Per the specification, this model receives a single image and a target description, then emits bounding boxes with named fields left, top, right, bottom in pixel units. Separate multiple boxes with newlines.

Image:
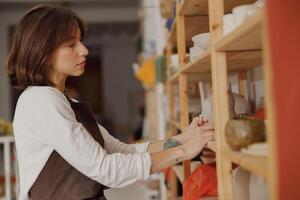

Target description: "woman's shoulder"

left=19, top=86, right=68, bottom=107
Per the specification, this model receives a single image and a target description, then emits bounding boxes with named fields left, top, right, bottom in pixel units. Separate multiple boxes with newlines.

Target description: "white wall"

left=0, top=5, right=138, bottom=121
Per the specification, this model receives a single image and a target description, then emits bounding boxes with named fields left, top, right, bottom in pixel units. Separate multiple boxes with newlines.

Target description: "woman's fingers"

left=197, top=116, right=209, bottom=126
left=199, top=124, right=214, bottom=132
left=191, top=116, right=209, bottom=127
left=205, top=134, right=215, bottom=141
left=199, top=131, right=215, bottom=142
left=191, top=117, right=202, bottom=127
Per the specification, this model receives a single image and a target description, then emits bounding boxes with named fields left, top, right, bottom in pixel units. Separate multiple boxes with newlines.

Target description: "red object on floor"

left=266, top=0, right=300, bottom=199
left=183, top=164, right=218, bottom=200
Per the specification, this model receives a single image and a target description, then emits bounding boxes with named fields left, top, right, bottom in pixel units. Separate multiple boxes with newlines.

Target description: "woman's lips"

left=77, top=60, right=86, bottom=67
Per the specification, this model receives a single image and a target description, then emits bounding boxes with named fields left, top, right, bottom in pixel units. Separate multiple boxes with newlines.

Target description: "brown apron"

left=29, top=96, right=108, bottom=200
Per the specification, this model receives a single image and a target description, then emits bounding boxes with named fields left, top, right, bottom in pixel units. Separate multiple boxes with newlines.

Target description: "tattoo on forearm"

left=163, top=138, right=182, bottom=150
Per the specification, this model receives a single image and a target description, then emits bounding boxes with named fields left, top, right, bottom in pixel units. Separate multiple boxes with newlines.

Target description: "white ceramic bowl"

left=189, top=46, right=205, bottom=61
left=223, top=13, right=235, bottom=36
left=192, top=32, right=211, bottom=49
left=232, top=4, right=253, bottom=27
left=170, top=54, right=179, bottom=68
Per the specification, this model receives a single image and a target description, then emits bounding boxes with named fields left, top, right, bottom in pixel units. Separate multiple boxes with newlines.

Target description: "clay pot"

left=225, top=119, right=266, bottom=151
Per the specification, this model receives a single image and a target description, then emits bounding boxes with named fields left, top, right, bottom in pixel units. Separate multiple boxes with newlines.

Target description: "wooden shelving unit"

left=165, top=0, right=276, bottom=199
left=167, top=16, right=209, bottom=48
left=168, top=71, right=180, bottom=83
left=215, top=9, right=263, bottom=51
left=223, top=150, right=268, bottom=180
left=178, top=0, right=255, bottom=15
left=181, top=48, right=211, bottom=73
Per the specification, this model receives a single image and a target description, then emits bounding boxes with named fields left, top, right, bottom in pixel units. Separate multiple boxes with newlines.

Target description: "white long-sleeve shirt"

left=13, top=86, right=152, bottom=200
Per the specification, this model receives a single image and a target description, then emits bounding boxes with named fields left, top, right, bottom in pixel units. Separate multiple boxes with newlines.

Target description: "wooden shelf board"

left=227, top=50, right=263, bottom=71
left=178, top=0, right=256, bottom=16
left=223, top=150, right=268, bottom=180
left=223, top=0, right=257, bottom=14
left=168, top=71, right=212, bottom=83
left=206, top=141, right=217, bottom=152
left=168, top=50, right=263, bottom=83
left=182, top=48, right=211, bottom=73
left=216, top=10, right=264, bottom=51
left=178, top=0, right=209, bottom=16
left=186, top=73, right=212, bottom=82
left=168, top=71, right=180, bottom=83
left=167, top=16, right=209, bottom=47
left=181, top=49, right=262, bottom=73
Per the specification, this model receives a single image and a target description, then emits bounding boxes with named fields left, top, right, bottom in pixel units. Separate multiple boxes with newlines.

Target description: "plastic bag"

left=183, top=164, right=218, bottom=200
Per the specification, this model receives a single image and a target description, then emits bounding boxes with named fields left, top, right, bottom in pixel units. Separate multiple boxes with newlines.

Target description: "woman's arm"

left=99, top=116, right=210, bottom=155
left=150, top=124, right=214, bottom=173
left=23, top=88, right=213, bottom=187
left=98, top=124, right=149, bottom=154
left=147, top=117, right=211, bottom=153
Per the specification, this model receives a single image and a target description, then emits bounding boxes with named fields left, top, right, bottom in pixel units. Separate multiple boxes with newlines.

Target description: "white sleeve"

left=24, top=89, right=152, bottom=188
left=98, top=124, right=150, bottom=154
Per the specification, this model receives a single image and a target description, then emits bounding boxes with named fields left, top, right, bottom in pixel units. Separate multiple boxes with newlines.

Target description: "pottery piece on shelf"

left=241, top=142, right=268, bottom=157
left=232, top=167, right=251, bottom=200
left=189, top=46, right=205, bottom=62
left=232, top=4, right=253, bottom=27
left=192, top=32, right=211, bottom=49
left=225, top=119, right=266, bottom=151
left=228, top=90, right=236, bottom=119
left=198, top=81, right=214, bottom=123
left=233, top=93, right=251, bottom=115
left=249, top=173, right=269, bottom=200
left=170, top=54, right=179, bottom=69
left=223, top=14, right=235, bottom=36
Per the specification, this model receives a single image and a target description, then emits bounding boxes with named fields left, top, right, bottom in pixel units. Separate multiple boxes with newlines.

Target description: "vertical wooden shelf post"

left=176, top=3, right=191, bottom=180
left=166, top=43, right=178, bottom=199
left=166, top=43, right=176, bottom=139
left=208, top=0, right=233, bottom=199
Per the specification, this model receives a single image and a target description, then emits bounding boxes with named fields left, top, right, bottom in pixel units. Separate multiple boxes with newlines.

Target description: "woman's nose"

left=79, top=42, right=89, bottom=57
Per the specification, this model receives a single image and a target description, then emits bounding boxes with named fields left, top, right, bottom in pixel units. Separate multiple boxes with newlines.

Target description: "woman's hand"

left=177, top=116, right=213, bottom=144
left=183, top=124, right=215, bottom=160
left=150, top=120, right=215, bottom=173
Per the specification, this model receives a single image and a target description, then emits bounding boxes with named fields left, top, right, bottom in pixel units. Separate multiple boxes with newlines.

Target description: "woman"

left=6, top=5, right=214, bottom=200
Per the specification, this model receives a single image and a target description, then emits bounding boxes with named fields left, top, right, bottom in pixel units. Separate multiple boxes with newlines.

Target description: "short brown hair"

left=6, top=5, right=87, bottom=89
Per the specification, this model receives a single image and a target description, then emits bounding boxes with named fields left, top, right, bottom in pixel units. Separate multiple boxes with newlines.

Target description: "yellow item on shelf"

left=0, top=118, right=13, bottom=136
left=135, top=57, right=156, bottom=87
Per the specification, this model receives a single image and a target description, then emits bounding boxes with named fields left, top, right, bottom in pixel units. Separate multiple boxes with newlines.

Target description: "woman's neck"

left=50, top=73, right=67, bottom=93
left=55, top=84, right=65, bottom=93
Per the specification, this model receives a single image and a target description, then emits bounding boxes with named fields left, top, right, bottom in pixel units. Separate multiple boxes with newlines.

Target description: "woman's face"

left=51, top=27, right=89, bottom=82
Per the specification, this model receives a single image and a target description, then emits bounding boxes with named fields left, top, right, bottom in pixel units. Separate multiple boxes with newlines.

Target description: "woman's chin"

left=72, top=69, right=85, bottom=76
